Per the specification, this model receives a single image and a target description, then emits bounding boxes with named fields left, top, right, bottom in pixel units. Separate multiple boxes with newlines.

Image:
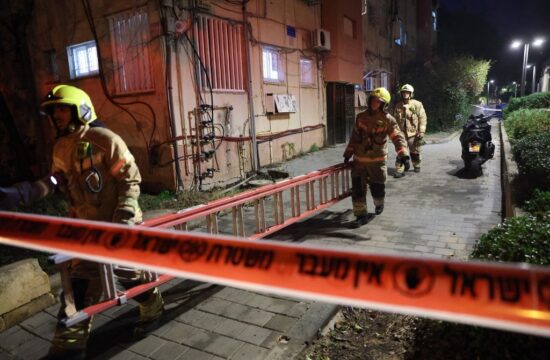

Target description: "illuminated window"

left=263, top=47, right=285, bottom=83
left=365, top=74, right=374, bottom=91
left=108, top=7, right=154, bottom=94
left=194, top=14, right=245, bottom=91
left=381, top=72, right=389, bottom=89
left=67, top=41, right=99, bottom=79
left=300, top=58, right=316, bottom=86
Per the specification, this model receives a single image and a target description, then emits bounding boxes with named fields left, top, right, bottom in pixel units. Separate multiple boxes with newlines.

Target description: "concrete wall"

left=321, top=0, right=364, bottom=84
left=12, top=0, right=326, bottom=191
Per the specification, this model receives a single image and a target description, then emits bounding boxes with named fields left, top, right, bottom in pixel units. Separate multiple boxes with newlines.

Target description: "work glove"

left=0, top=186, right=22, bottom=210
left=399, top=155, right=411, bottom=171
left=112, top=209, right=136, bottom=226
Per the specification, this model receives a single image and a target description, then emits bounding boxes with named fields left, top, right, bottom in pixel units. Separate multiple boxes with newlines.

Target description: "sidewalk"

left=0, top=128, right=501, bottom=360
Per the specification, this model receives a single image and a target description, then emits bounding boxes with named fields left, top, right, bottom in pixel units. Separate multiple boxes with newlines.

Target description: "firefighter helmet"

left=41, top=85, right=97, bottom=124
left=400, top=84, right=414, bottom=94
left=370, top=87, right=391, bottom=104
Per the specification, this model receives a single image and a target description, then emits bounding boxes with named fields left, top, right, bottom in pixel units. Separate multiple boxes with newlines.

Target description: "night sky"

left=438, top=0, right=550, bottom=86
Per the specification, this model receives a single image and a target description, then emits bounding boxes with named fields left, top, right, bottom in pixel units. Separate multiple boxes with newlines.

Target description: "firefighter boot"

left=352, top=214, right=368, bottom=228
left=411, top=153, right=421, bottom=172
left=133, top=288, right=164, bottom=339
left=375, top=204, right=384, bottom=215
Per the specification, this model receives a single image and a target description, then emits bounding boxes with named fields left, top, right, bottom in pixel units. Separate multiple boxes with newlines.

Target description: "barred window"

left=108, top=7, right=154, bottom=95
left=194, top=15, right=245, bottom=91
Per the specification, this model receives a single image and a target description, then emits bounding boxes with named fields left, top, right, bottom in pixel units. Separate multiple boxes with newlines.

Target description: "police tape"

left=472, top=105, right=503, bottom=112
left=1, top=211, right=549, bottom=337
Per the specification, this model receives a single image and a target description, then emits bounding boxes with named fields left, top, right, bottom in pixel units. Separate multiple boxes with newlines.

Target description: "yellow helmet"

left=400, top=84, right=414, bottom=93
left=41, top=85, right=97, bottom=124
left=370, top=87, right=391, bottom=105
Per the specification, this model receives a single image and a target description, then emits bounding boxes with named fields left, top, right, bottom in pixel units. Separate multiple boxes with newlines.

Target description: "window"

left=263, top=47, right=285, bottom=83
left=300, top=58, right=315, bottom=86
left=432, top=10, right=437, bottom=31
left=194, top=14, right=245, bottom=91
left=67, top=41, right=99, bottom=79
left=393, top=18, right=404, bottom=46
left=364, top=74, right=374, bottom=91
left=108, top=7, right=154, bottom=94
left=343, top=16, right=355, bottom=38
left=381, top=72, right=389, bottom=89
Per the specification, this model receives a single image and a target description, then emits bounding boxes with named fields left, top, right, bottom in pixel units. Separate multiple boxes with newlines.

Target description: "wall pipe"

left=243, top=4, right=260, bottom=171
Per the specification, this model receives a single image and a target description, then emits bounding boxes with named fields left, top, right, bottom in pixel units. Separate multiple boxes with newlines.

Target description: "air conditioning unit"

left=312, top=29, right=331, bottom=51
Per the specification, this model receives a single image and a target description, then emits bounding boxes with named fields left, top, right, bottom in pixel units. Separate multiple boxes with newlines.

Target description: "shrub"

left=524, top=189, right=550, bottom=217
left=471, top=214, right=550, bottom=265
left=400, top=56, right=491, bottom=132
left=504, top=109, right=550, bottom=140
left=504, top=92, right=550, bottom=116
left=512, top=132, right=550, bottom=190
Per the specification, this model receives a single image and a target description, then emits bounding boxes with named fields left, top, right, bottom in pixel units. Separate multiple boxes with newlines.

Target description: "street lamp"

left=511, top=38, right=545, bottom=96
left=512, top=81, right=518, bottom=97
left=487, top=79, right=494, bottom=103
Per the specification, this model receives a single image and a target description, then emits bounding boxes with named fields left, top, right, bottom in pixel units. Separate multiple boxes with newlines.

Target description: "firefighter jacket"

left=51, top=124, right=143, bottom=224
left=391, top=99, right=427, bottom=138
left=343, top=110, right=408, bottom=166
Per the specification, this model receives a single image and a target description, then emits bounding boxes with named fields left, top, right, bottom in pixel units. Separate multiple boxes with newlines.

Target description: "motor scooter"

left=459, top=114, right=495, bottom=177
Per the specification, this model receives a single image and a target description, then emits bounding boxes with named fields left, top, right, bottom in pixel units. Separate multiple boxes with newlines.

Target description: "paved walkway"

left=0, top=126, right=502, bottom=360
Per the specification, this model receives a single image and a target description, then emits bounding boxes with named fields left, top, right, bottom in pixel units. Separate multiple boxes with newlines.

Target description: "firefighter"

left=0, top=85, right=164, bottom=359
left=343, top=87, right=409, bottom=228
left=391, top=84, right=427, bottom=177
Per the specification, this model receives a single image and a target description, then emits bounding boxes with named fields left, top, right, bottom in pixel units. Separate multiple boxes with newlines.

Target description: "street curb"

left=499, top=122, right=523, bottom=219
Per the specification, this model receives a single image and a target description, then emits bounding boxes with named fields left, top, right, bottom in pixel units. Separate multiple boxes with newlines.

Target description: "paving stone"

left=264, top=314, right=297, bottom=333
left=11, top=336, right=50, bottom=359
left=230, top=343, right=270, bottom=360
left=197, top=298, right=233, bottom=315
left=238, top=308, right=274, bottom=326
left=150, top=341, right=190, bottom=360
left=159, top=322, right=200, bottom=343
left=265, top=298, right=297, bottom=314
left=179, top=347, right=220, bottom=360
left=126, top=335, right=167, bottom=357
left=214, top=287, right=255, bottom=304
left=234, top=325, right=274, bottom=346
left=0, top=326, right=34, bottom=352
left=203, top=334, right=245, bottom=357
left=213, top=317, right=248, bottom=337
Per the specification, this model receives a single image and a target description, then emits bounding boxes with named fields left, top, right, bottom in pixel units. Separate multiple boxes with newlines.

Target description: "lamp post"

left=511, top=38, right=545, bottom=96
left=512, top=81, right=518, bottom=97
left=532, top=64, right=537, bottom=93
left=487, top=79, right=494, bottom=103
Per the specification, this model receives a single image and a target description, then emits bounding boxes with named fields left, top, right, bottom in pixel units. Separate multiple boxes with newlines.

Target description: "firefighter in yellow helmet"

left=391, top=84, right=427, bottom=176
left=343, top=87, right=409, bottom=227
left=0, top=85, right=164, bottom=359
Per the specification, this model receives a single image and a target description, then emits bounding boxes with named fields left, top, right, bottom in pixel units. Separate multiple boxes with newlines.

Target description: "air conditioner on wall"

left=312, top=29, right=331, bottom=51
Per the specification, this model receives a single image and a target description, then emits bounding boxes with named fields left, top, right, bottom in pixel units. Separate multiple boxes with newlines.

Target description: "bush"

left=504, top=109, right=550, bottom=140
left=471, top=214, right=550, bottom=265
left=400, top=56, right=491, bottom=132
left=512, top=132, right=550, bottom=190
left=524, top=189, right=550, bottom=217
left=504, top=92, right=550, bottom=116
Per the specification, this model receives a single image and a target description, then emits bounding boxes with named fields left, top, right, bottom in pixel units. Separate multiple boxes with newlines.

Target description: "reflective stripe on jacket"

left=343, top=110, right=408, bottom=166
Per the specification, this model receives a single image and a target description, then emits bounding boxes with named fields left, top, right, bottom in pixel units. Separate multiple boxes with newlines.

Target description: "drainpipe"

left=162, top=6, right=184, bottom=190
left=243, top=4, right=260, bottom=172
